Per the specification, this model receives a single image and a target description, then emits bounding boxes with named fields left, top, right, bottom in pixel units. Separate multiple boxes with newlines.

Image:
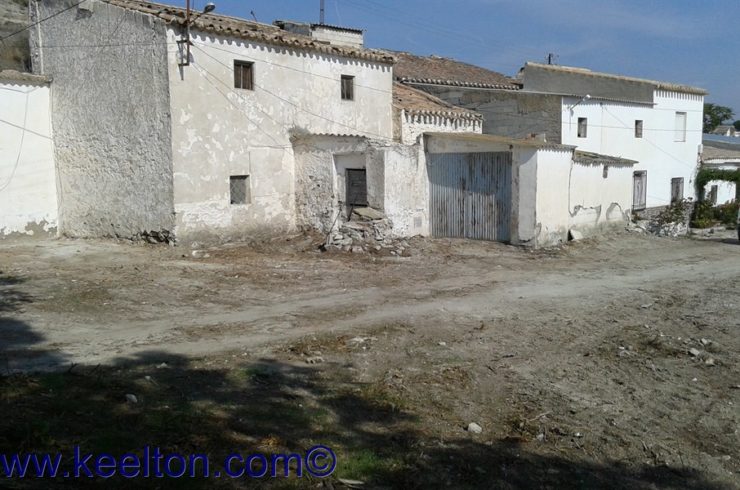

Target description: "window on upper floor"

left=234, top=60, right=254, bottom=90
left=674, top=112, right=687, bottom=142
left=577, top=117, right=588, bottom=138
left=341, top=75, right=354, bottom=101
left=635, top=120, right=643, bottom=138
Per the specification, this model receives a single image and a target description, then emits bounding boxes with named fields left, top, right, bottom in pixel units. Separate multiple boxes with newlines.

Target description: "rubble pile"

left=648, top=220, right=688, bottom=237
left=326, top=208, right=411, bottom=255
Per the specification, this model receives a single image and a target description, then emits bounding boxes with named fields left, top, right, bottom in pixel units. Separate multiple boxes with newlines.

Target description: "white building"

left=701, top=139, right=740, bottom=205
left=29, top=0, right=394, bottom=244
left=4, top=0, right=705, bottom=247
left=521, top=63, right=705, bottom=213
left=0, top=70, right=57, bottom=238
left=400, top=58, right=706, bottom=221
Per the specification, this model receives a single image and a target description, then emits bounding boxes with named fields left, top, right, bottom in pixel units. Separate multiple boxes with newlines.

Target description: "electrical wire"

left=0, top=89, right=32, bottom=192
left=190, top=44, right=395, bottom=143
left=0, top=1, right=90, bottom=43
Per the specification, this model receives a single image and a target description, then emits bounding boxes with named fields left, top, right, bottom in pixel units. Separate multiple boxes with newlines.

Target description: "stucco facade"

left=31, top=0, right=176, bottom=239
left=562, top=90, right=703, bottom=210
left=0, top=72, right=57, bottom=237
left=166, top=30, right=393, bottom=242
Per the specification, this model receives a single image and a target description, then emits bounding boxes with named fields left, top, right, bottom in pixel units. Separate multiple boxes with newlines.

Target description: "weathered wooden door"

left=346, top=169, right=368, bottom=206
left=428, top=152, right=512, bottom=242
left=633, top=171, right=647, bottom=210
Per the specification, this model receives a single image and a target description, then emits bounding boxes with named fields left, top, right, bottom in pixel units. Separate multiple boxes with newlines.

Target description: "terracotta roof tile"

left=102, top=0, right=394, bottom=63
left=392, top=51, right=520, bottom=90
left=393, top=82, right=482, bottom=121
left=574, top=150, right=637, bottom=166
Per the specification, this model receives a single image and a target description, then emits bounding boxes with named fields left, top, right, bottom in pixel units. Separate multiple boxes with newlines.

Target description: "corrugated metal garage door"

left=428, top=152, right=512, bottom=241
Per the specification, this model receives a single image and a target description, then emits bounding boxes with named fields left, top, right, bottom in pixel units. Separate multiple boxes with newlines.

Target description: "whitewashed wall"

left=704, top=162, right=739, bottom=205
left=568, top=162, right=634, bottom=233
left=561, top=91, right=703, bottom=209
left=534, top=148, right=572, bottom=246
left=706, top=180, right=737, bottom=205
left=166, top=29, right=393, bottom=243
left=0, top=77, right=57, bottom=237
left=384, top=143, right=428, bottom=236
left=400, top=111, right=481, bottom=145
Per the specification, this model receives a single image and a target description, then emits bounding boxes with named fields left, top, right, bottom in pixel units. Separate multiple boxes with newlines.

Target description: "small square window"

left=341, top=75, right=354, bottom=101
left=635, top=120, right=643, bottom=138
left=230, top=175, right=250, bottom=205
left=577, top=117, right=587, bottom=138
left=234, top=60, right=254, bottom=90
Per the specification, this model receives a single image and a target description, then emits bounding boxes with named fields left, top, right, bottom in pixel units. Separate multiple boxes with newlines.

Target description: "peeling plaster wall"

left=0, top=79, right=57, bottom=237
left=384, top=143, right=428, bottom=236
left=31, top=0, right=175, bottom=238
left=166, top=30, right=393, bottom=243
left=568, top=162, right=633, bottom=234
left=292, top=135, right=385, bottom=233
left=534, top=149, right=572, bottom=246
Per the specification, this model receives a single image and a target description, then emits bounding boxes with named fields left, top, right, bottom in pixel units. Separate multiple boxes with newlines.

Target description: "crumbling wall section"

left=568, top=161, right=633, bottom=236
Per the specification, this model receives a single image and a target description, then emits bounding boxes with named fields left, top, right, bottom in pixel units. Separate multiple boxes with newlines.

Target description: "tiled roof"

left=424, top=132, right=575, bottom=151
left=524, top=62, right=707, bottom=96
left=392, top=51, right=520, bottom=90
left=393, top=82, right=482, bottom=122
left=102, top=0, right=394, bottom=63
left=702, top=141, right=740, bottom=161
left=574, top=150, right=637, bottom=166
left=711, top=125, right=736, bottom=135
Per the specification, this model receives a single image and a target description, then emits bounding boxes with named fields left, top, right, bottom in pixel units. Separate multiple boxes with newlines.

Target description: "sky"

left=173, top=0, right=739, bottom=114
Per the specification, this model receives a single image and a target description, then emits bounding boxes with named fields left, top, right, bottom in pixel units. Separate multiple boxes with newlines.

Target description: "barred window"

left=635, top=120, right=643, bottom=138
left=230, top=175, right=250, bottom=205
left=341, top=75, right=354, bottom=101
left=577, top=117, right=588, bottom=138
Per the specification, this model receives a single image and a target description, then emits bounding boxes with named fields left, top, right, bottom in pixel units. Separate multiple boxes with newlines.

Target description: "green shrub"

left=715, top=202, right=739, bottom=227
left=691, top=200, right=714, bottom=228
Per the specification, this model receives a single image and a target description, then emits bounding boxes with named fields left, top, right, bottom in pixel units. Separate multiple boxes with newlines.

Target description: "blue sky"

left=175, top=0, right=739, bottom=115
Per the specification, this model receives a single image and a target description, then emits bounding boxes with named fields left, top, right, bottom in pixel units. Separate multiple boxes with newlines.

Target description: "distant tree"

left=703, top=103, right=734, bottom=133
left=734, top=120, right=740, bottom=131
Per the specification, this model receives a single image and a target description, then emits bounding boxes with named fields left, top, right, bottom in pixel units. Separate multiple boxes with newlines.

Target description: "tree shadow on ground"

left=0, top=271, right=68, bottom=372
left=0, top=346, right=730, bottom=489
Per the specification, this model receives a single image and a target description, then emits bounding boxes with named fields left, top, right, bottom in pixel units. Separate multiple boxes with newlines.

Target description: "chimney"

left=274, top=20, right=364, bottom=48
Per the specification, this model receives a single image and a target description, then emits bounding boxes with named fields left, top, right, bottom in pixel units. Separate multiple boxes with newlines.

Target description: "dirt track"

left=1, top=231, right=739, bottom=487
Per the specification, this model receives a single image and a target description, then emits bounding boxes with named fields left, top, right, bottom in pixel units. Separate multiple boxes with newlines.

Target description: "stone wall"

left=0, top=0, right=30, bottom=71
left=30, top=0, right=175, bottom=239
left=407, top=84, right=562, bottom=142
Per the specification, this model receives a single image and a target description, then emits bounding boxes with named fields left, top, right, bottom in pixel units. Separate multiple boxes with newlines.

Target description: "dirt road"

left=1, top=232, right=737, bottom=370
left=1, top=232, right=739, bottom=488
